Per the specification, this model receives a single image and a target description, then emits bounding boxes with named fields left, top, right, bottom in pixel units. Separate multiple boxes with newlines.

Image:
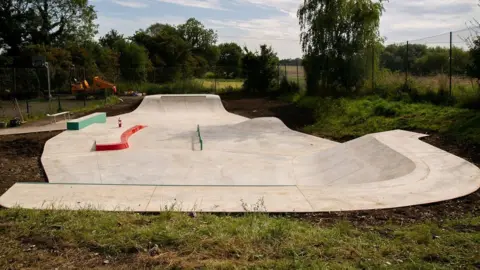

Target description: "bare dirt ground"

left=0, top=94, right=478, bottom=226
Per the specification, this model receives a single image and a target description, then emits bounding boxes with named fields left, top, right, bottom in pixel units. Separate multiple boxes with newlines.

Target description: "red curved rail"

left=95, top=125, right=147, bottom=151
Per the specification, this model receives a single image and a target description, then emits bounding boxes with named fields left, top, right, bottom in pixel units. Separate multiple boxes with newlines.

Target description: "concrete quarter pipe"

left=1, top=94, right=479, bottom=212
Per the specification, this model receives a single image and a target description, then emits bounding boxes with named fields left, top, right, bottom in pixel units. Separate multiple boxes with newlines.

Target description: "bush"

left=278, top=76, right=300, bottom=94
left=373, top=102, right=398, bottom=117
left=204, top=72, right=215, bottom=79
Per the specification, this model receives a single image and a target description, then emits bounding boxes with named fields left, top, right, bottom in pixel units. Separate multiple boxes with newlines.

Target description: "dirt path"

left=0, top=94, right=478, bottom=225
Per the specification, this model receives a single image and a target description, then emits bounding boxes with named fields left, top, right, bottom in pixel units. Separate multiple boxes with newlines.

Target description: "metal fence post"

left=13, top=68, right=16, bottom=95
left=405, top=41, right=409, bottom=86
left=26, top=99, right=30, bottom=118
left=449, top=31, right=453, bottom=96
left=57, top=95, right=63, bottom=112
left=214, top=66, right=217, bottom=94
left=372, top=45, right=375, bottom=91
left=296, top=59, right=300, bottom=87
left=284, top=64, right=287, bottom=79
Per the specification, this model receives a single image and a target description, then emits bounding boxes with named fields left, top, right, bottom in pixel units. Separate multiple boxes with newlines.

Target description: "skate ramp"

left=1, top=94, right=479, bottom=212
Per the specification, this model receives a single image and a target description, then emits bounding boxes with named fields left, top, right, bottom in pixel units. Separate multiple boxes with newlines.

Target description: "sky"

left=91, top=0, right=480, bottom=59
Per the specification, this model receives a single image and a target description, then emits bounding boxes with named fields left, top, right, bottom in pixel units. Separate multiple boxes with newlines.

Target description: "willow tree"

left=298, top=0, right=384, bottom=95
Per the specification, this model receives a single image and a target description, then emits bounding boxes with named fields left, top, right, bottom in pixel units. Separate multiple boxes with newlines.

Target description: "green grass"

left=287, top=94, right=480, bottom=145
left=116, top=79, right=243, bottom=96
left=1, top=208, right=479, bottom=269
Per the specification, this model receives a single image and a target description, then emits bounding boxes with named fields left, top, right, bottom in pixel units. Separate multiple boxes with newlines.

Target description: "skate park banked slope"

left=1, top=94, right=479, bottom=212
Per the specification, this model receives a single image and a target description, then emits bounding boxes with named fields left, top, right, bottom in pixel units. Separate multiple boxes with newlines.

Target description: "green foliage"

left=132, top=30, right=189, bottom=83
left=0, top=0, right=97, bottom=55
left=99, top=29, right=124, bottom=49
left=278, top=76, right=300, bottom=94
left=296, top=95, right=480, bottom=146
left=217, top=42, right=243, bottom=78
left=381, top=44, right=470, bottom=76
left=114, top=40, right=150, bottom=83
left=467, top=36, right=480, bottom=83
left=298, top=0, right=384, bottom=95
left=177, top=18, right=219, bottom=69
left=242, top=45, right=279, bottom=93
left=204, top=71, right=215, bottom=79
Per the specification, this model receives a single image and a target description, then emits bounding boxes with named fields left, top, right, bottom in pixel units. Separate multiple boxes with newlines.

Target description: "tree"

left=0, top=0, right=97, bottom=55
left=298, top=0, right=384, bottom=95
left=0, top=0, right=33, bottom=55
left=99, top=29, right=124, bottom=49
left=467, top=36, right=480, bottom=84
left=217, top=42, right=243, bottom=78
left=177, top=18, right=217, bottom=52
left=177, top=18, right=219, bottom=68
left=27, top=0, right=97, bottom=46
left=114, top=40, right=151, bottom=82
left=144, top=23, right=178, bottom=37
left=242, top=45, right=279, bottom=93
left=132, top=29, right=191, bottom=82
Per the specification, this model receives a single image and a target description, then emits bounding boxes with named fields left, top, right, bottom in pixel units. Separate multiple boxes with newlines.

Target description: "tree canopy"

left=298, top=0, right=384, bottom=95
left=0, top=0, right=97, bottom=55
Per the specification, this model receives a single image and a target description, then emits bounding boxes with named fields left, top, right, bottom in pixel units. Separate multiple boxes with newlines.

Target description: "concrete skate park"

left=1, top=94, right=479, bottom=212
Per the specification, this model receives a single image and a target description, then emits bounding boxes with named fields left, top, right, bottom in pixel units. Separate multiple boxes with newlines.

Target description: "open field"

left=194, top=78, right=243, bottom=91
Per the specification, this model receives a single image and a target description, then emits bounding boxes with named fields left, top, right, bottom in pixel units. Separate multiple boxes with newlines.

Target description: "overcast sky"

left=91, top=0, right=480, bottom=58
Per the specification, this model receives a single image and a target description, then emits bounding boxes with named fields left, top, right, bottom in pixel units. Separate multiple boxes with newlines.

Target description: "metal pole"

left=214, top=66, right=217, bottom=94
left=46, top=62, right=51, bottom=100
left=405, top=41, right=409, bottom=86
left=296, top=59, right=299, bottom=87
left=13, top=68, right=16, bottom=95
left=449, top=31, right=453, bottom=96
left=284, top=64, right=287, bottom=78
left=372, top=45, right=375, bottom=90
left=57, top=95, right=62, bottom=112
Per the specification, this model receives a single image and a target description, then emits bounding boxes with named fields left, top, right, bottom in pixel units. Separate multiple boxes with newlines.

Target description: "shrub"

left=373, top=102, right=398, bottom=117
left=278, top=76, right=301, bottom=94
left=204, top=72, right=215, bottom=79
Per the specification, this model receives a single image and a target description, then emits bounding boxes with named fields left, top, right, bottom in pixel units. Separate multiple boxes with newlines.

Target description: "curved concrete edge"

left=95, top=125, right=147, bottom=151
left=0, top=184, right=312, bottom=212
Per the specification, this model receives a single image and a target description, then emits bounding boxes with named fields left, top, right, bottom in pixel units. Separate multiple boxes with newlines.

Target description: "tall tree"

left=0, top=0, right=33, bottom=55
left=99, top=29, right=124, bottom=49
left=27, top=0, right=97, bottom=46
left=114, top=40, right=150, bottom=83
left=177, top=18, right=219, bottom=67
left=217, top=42, right=243, bottom=78
left=242, top=45, right=279, bottom=93
left=298, top=0, right=384, bottom=95
left=177, top=18, right=217, bottom=51
left=467, top=36, right=480, bottom=85
left=0, top=0, right=97, bottom=55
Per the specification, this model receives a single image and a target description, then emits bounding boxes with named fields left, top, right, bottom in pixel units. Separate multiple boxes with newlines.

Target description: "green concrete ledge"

left=67, top=112, right=106, bottom=130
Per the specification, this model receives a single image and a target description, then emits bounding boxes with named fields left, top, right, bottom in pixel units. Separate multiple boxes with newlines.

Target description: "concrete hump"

left=294, top=135, right=416, bottom=185
left=134, top=94, right=226, bottom=114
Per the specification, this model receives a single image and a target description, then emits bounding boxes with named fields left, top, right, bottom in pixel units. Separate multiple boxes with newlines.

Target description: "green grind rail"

left=197, top=124, right=203, bottom=151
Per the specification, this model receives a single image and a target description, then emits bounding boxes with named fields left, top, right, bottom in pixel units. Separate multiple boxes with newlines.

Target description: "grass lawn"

left=286, top=94, right=480, bottom=146
left=195, top=78, right=244, bottom=92
left=1, top=209, right=479, bottom=269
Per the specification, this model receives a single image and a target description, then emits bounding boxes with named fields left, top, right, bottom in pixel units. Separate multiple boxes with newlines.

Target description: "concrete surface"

left=1, top=94, right=479, bottom=212
left=0, top=121, right=66, bottom=135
